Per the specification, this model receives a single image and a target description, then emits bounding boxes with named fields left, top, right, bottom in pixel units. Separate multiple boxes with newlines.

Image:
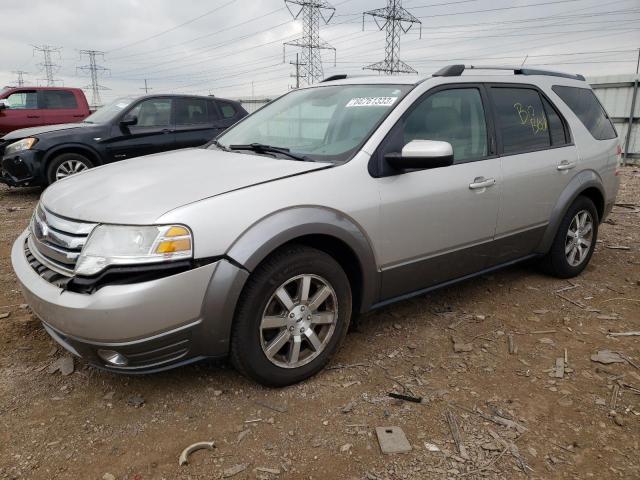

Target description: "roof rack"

left=433, top=64, right=585, bottom=81
left=321, top=74, right=349, bottom=82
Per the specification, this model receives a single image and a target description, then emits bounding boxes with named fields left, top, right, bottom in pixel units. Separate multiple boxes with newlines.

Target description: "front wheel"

left=230, top=245, right=352, bottom=387
left=541, top=196, right=599, bottom=278
left=46, top=153, right=93, bottom=185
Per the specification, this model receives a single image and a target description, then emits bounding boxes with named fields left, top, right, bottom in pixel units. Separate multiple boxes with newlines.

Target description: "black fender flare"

left=536, top=170, right=605, bottom=254
left=226, top=206, right=380, bottom=313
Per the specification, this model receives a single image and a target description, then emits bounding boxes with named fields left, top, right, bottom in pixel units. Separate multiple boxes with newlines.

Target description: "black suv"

left=0, top=94, right=247, bottom=186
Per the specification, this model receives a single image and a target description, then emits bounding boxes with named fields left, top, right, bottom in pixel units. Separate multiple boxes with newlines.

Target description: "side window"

left=40, top=90, right=78, bottom=109
left=403, top=88, right=488, bottom=163
left=208, top=100, right=221, bottom=121
left=218, top=101, right=237, bottom=119
left=175, top=98, right=209, bottom=126
left=491, top=87, right=550, bottom=154
left=127, top=98, right=172, bottom=128
left=5, top=91, right=38, bottom=109
left=552, top=85, right=616, bottom=140
left=541, top=96, right=569, bottom=146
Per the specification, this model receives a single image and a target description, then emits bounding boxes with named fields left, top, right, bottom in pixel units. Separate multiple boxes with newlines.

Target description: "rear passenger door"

left=38, top=90, right=83, bottom=125
left=489, top=85, right=577, bottom=263
left=173, top=97, right=223, bottom=149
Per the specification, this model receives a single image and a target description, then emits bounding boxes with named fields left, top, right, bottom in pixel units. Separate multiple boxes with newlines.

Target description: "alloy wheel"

left=565, top=209, right=594, bottom=267
left=260, top=274, right=338, bottom=369
left=55, top=159, right=89, bottom=180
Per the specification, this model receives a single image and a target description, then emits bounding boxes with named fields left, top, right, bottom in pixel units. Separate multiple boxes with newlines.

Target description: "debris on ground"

left=0, top=312, right=10, bottom=319
left=178, top=441, right=215, bottom=466
left=445, top=410, right=469, bottom=460
left=47, top=355, right=74, bottom=376
left=553, top=358, right=565, bottom=378
left=451, top=336, right=473, bottom=353
left=591, top=350, right=627, bottom=365
left=223, top=463, right=249, bottom=477
left=607, top=331, right=640, bottom=337
left=375, top=426, right=412, bottom=454
left=388, top=392, right=423, bottom=403
left=424, top=442, right=440, bottom=452
left=126, top=395, right=145, bottom=408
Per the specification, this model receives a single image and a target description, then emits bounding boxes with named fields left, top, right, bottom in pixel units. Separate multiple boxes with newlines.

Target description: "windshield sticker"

left=346, top=97, right=398, bottom=108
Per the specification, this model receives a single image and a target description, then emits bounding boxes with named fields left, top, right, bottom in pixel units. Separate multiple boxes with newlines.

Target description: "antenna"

left=77, top=50, right=110, bottom=109
left=283, top=0, right=336, bottom=85
left=363, top=0, right=421, bottom=75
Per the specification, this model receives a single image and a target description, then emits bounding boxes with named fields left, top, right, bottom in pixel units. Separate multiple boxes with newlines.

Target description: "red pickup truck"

left=0, top=87, right=91, bottom=136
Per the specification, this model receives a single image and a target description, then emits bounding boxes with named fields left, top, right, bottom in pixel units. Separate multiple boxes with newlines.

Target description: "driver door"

left=375, top=85, right=502, bottom=301
left=105, top=97, right=176, bottom=162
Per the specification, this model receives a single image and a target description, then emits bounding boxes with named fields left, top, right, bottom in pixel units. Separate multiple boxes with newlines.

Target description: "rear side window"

left=552, top=85, right=616, bottom=140
left=218, top=101, right=237, bottom=119
left=491, top=87, right=551, bottom=154
left=174, top=98, right=209, bottom=126
left=541, top=96, right=569, bottom=146
left=39, top=90, right=78, bottom=109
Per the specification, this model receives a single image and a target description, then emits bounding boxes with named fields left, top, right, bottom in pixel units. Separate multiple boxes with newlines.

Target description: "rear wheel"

left=230, top=245, right=352, bottom=387
left=541, top=196, right=599, bottom=278
left=46, top=153, right=93, bottom=185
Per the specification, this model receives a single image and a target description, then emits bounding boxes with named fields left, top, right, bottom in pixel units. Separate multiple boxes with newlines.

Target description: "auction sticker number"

left=346, top=97, right=397, bottom=108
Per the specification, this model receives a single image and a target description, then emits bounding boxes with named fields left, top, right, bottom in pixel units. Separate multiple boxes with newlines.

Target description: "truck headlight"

left=75, top=224, right=193, bottom=276
left=5, top=137, right=38, bottom=155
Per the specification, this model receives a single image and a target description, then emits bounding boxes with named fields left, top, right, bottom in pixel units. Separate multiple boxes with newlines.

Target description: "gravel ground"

left=0, top=168, right=639, bottom=480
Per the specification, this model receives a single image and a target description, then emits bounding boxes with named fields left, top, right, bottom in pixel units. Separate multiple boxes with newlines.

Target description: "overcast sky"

left=1, top=0, right=638, bottom=105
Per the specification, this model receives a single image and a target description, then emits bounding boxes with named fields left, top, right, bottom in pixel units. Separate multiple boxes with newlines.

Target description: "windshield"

left=84, top=97, right=136, bottom=124
left=216, top=84, right=412, bottom=163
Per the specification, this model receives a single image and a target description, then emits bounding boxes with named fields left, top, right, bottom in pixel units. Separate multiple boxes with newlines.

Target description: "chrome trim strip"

left=30, top=234, right=80, bottom=265
left=27, top=235, right=75, bottom=277
left=38, top=205, right=96, bottom=236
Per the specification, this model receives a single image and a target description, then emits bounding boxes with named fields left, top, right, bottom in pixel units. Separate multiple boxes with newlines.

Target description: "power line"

left=77, top=50, right=109, bottom=109
left=363, top=0, right=422, bottom=74
left=32, top=44, right=62, bottom=86
left=283, top=0, right=336, bottom=85
left=109, top=0, right=238, bottom=52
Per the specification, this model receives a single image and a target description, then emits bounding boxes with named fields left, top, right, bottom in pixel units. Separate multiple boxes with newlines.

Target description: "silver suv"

left=12, top=65, right=620, bottom=386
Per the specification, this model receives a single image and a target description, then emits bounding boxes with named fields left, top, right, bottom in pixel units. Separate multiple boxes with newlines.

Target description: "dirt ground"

left=0, top=168, right=638, bottom=480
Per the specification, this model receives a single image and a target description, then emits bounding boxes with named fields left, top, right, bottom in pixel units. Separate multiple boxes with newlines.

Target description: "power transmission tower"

left=290, top=53, right=307, bottom=89
left=140, top=79, right=152, bottom=94
left=283, top=0, right=336, bottom=85
left=32, top=44, right=62, bottom=86
left=12, top=70, right=28, bottom=87
left=77, top=50, right=109, bottom=109
left=363, top=0, right=421, bottom=75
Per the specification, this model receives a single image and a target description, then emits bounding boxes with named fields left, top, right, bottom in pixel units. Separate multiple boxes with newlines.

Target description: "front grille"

left=24, top=241, right=72, bottom=289
left=29, top=204, right=96, bottom=276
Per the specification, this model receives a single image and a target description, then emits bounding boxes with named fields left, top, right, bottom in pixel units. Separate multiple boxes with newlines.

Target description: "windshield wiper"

left=229, top=143, right=312, bottom=162
left=211, top=139, right=231, bottom=151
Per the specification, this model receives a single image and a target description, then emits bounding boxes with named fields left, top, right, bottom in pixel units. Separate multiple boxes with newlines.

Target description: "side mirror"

left=120, top=114, right=138, bottom=127
left=385, top=140, right=454, bottom=170
left=0, top=100, right=8, bottom=111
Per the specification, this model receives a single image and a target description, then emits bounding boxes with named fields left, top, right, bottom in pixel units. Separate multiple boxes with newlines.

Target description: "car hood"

left=1, top=122, right=94, bottom=141
left=41, top=148, right=331, bottom=224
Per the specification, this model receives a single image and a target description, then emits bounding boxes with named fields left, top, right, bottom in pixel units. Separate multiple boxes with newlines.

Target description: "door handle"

left=557, top=160, right=577, bottom=171
left=162, top=129, right=174, bottom=134
left=469, top=177, right=496, bottom=190
left=27, top=115, right=40, bottom=119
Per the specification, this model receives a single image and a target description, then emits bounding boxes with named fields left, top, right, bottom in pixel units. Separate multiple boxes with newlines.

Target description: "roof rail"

left=321, top=74, right=348, bottom=82
left=433, top=64, right=585, bottom=81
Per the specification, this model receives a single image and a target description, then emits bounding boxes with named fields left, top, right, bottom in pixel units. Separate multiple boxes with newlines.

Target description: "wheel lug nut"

left=301, top=306, right=305, bottom=311
left=289, top=313, right=295, bottom=318
left=300, top=327, right=305, bottom=333
left=307, top=315, right=311, bottom=320
left=289, top=326, right=294, bottom=332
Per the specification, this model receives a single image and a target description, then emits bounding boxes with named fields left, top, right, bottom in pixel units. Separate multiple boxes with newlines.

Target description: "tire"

left=230, top=245, right=352, bottom=387
left=541, top=196, right=599, bottom=278
left=46, top=153, right=93, bottom=185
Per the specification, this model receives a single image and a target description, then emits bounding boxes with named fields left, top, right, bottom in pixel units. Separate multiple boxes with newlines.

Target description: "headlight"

left=75, top=224, right=193, bottom=276
left=5, top=137, right=38, bottom=155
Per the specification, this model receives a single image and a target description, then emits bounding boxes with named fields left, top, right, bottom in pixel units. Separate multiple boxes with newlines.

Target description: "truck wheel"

left=230, top=245, right=352, bottom=387
left=541, top=196, right=599, bottom=278
left=46, top=153, right=93, bottom=185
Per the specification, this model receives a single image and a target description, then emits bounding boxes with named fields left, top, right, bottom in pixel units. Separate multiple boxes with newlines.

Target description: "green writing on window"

left=513, top=102, right=547, bottom=135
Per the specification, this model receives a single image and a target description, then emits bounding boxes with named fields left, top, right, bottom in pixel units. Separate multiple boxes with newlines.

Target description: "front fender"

left=43, top=143, right=104, bottom=167
left=226, top=206, right=380, bottom=313
left=536, top=169, right=605, bottom=254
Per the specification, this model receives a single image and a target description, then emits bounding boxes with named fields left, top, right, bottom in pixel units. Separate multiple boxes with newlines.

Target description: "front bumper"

left=1, top=149, right=42, bottom=186
left=11, top=230, right=249, bottom=372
